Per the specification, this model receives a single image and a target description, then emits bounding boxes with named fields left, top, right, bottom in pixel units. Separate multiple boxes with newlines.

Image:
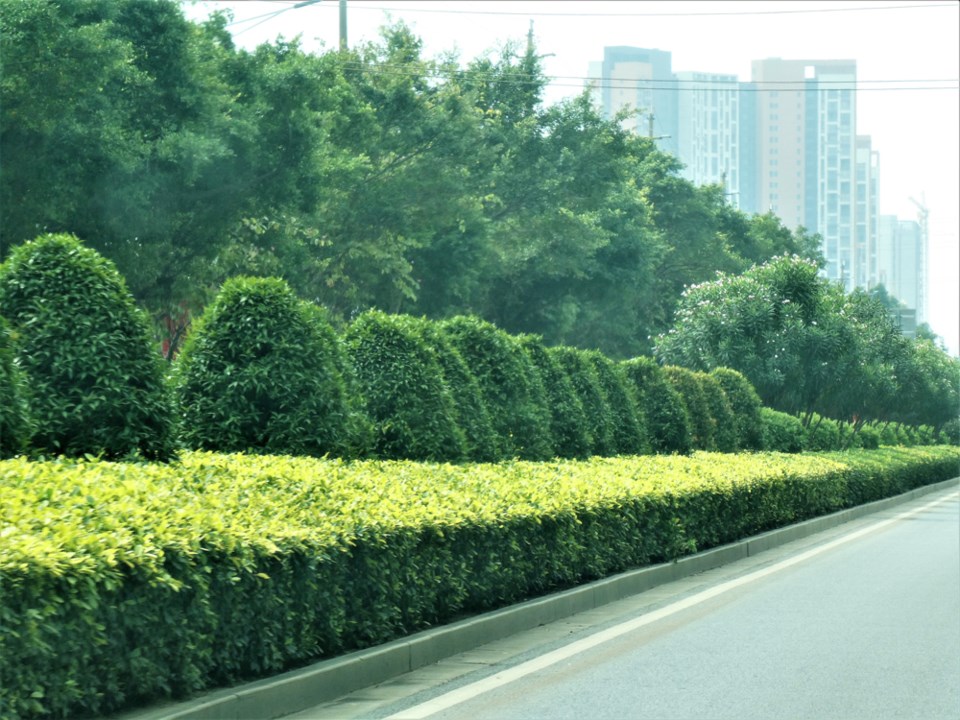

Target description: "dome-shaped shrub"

left=662, top=366, right=715, bottom=451
left=345, top=311, right=466, bottom=462
left=760, top=407, right=803, bottom=453
left=696, top=372, right=738, bottom=453
left=418, top=320, right=500, bottom=462
left=0, top=234, right=175, bottom=459
left=585, top=351, right=648, bottom=456
left=621, top=357, right=692, bottom=455
left=550, top=346, right=616, bottom=458
left=802, top=413, right=841, bottom=451
left=940, top=418, right=960, bottom=446
left=0, top=316, right=30, bottom=458
left=710, top=368, right=764, bottom=451
left=518, top=335, right=591, bottom=460
left=172, top=276, right=360, bottom=457
left=854, top=424, right=881, bottom=450
left=441, top=316, right=553, bottom=461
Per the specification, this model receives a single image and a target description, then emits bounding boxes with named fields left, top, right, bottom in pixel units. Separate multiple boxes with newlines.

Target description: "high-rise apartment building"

left=590, top=46, right=679, bottom=157
left=589, top=48, right=922, bottom=316
left=855, top=135, right=880, bottom=289
left=675, top=71, right=741, bottom=207
left=877, top=216, right=924, bottom=325
left=750, top=58, right=858, bottom=290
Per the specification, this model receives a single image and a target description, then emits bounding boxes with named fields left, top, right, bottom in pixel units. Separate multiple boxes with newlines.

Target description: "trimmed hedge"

left=345, top=311, right=466, bottom=462
left=2, top=446, right=958, bottom=718
left=551, top=346, right=616, bottom=457
left=518, top=335, right=591, bottom=459
left=172, top=277, right=364, bottom=458
left=586, top=351, right=648, bottom=456
left=0, top=316, right=30, bottom=458
left=441, top=316, right=553, bottom=460
left=663, top=365, right=715, bottom=451
left=620, top=357, right=692, bottom=455
left=696, top=371, right=738, bottom=453
left=803, top=414, right=842, bottom=452
left=760, top=407, right=803, bottom=453
left=710, top=368, right=764, bottom=451
left=0, top=234, right=175, bottom=460
left=418, top=320, right=501, bottom=462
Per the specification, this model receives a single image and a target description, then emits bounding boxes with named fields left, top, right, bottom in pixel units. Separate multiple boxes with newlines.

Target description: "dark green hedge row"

left=2, top=235, right=951, bottom=462
left=2, top=447, right=957, bottom=718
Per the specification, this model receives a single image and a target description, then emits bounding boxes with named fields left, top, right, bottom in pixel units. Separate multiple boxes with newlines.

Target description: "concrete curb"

left=117, top=477, right=959, bottom=720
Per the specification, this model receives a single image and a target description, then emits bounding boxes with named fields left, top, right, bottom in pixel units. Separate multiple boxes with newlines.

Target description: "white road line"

left=386, top=489, right=960, bottom=720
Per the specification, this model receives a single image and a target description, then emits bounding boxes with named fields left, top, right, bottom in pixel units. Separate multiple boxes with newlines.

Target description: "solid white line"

left=386, top=489, right=960, bottom=720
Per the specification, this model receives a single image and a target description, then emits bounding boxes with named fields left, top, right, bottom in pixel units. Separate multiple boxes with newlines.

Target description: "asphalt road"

left=292, top=485, right=960, bottom=720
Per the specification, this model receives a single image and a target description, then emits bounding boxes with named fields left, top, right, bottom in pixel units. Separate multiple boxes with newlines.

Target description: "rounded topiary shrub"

left=854, top=424, right=881, bottom=450
left=802, top=414, right=841, bottom=451
left=172, top=276, right=360, bottom=457
left=417, top=320, right=500, bottom=462
left=586, top=351, right=648, bottom=456
left=915, top=425, right=937, bottom=446
left=696, top=372, right=738, bottom=453
left=941, top=418, right=960, bottom=446
left=0, top=233, right=175, bottom=460
left=710, top=367, right=764, bottom=451
left=550, top=346, right=616, bottom=458
left=345, top=311, right=466, bottom=462
left=620, top=357, right=692, bottom=455
left=760, top=407, right=803, bottom=453
left=877, top=422, right=900, bottom=446
left=441, top=316, right=553, bottom=461
left=0, top=315, right=31, bottom=458
left=518, top=335, right=591, bottom=460
left=662, top=366, right=715, bottom=451
left=300, top=302, right=374, bottom=456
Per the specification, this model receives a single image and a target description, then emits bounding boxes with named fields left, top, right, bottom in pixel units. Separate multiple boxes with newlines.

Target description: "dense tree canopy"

left=1, top=0, right=820, bottom=359
left=2, top=0, right=954, bottom=434
left=655, top=255, right=960, bottom=431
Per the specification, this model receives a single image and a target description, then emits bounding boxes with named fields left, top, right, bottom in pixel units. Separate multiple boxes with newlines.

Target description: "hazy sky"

left=182, top=1, right=959, bottom=354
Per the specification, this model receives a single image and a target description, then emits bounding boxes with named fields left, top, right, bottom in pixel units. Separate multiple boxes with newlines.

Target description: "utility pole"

left=339, top=0, right=347, bottom=51
left=645, top=112, right=670, bottom=142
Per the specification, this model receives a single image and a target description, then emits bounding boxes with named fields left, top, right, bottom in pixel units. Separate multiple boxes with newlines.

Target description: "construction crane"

left=908, top=193, right=928, bottom=324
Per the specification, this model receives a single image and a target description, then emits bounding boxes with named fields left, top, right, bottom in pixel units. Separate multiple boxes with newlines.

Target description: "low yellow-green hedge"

left=1, top=447, right=957, bottom=718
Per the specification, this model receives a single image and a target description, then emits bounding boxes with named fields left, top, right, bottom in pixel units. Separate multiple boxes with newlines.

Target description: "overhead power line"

left=331, top=59, right=958, bottom=92
left=340, top=1, right=958, bottom=17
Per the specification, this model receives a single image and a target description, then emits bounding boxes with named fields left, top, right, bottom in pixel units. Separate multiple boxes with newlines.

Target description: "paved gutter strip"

left=115, top=477, right=960, bottom=720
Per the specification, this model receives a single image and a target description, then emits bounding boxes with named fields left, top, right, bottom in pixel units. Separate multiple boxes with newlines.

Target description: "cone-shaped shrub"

left=621, top=357, right=692, bottom=455
left=551, top=346, right=616, bottom=457
left=0, top=316, right=30, bottom=458
left=518, top=335, right=591, bottom=459
left=172, top=277, right=360, bottom=457
left=663, top=366, right=715, bottom=451
left=0, top=234, right=175, bottom=460
left=760, top=407, right=803, bottom=453
left=586, top=351, right=648, bottom=456
left=300, top=303, right=374, bottom=456
left=345, top=311, right=466, bottom=462
left=441, top=316, right=553, bottom=460
left=418, top=320, right=500, bottom=462
left=710, top=368, right=764, bottom=451
left=696, top=372, right=738, bottom=453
